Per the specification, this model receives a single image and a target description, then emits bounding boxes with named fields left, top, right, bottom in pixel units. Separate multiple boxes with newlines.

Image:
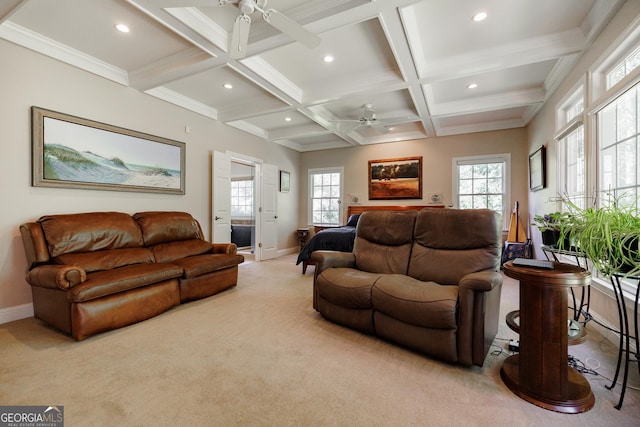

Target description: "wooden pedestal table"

left=501, top=261, right=594, bottom=413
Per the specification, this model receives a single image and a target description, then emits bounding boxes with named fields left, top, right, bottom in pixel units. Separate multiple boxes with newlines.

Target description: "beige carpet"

left=1, top=254, right=638, bottom=426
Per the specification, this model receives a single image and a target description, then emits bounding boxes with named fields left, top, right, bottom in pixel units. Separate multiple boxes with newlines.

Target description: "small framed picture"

left=529, top=145, right=546, bottom=191
left=280, top=170, right=290, bottom=192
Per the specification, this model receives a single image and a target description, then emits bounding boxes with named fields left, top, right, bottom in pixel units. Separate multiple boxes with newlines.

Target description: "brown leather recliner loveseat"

left=19, top=211, right=244, bottom=340
left=311, top=208, right=503, bottom=367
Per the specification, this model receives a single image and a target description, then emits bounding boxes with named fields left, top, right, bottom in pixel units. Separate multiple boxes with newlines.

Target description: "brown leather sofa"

left=311, top=208, right=503, bottom=367
left=19, top=211, right=244, bottom=340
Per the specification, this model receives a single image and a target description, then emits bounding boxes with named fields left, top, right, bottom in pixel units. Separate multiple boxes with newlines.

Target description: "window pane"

left=598, top=81, right=640, bottom=211
left=459, top=165, right=473, bottom=179
left=456, top=159, right=505, bottom=221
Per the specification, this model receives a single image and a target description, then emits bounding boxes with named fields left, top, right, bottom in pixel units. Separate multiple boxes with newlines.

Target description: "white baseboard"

left=279, top=247, right=299, bottom=256
left=0, top=303, right=33, bottom=324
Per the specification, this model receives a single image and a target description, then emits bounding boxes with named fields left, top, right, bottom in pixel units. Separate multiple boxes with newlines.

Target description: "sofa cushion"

left=170, top=254, right=245, bottom=279
left=316, top=268, right=380, bottom=309
left=69, top=263, right=183, bottom=303
left=353, top=210, right=416, bottom=274
left=408, top=208, right=501, bottom=285
left=133, top=211, right=202, bottom=246
left=151, top=239, right=212, bottom=263
left=372, top=274, right=458, bottom=329
left=54, top=248, right=154, bottom=273
left=39, top=212, right=144, bottom=257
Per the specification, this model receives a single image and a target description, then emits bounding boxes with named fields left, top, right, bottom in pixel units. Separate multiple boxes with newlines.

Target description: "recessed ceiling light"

left=472, top=12, right=487, bottom=22
left=223, top=83, right=233, bottom=89
left=323, top=55, right=334, bottom=63
left=285, top=117, right=292, bottom=122
left=115, top=23, right=130, bottom=33
left=467, top=83, right=478, bottom=89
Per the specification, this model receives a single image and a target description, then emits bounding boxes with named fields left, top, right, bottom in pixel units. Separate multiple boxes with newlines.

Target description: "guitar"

left=507, top=201, right=527, bottom=243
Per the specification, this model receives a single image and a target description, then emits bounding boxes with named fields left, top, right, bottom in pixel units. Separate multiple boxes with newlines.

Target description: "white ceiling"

left=0, top=0, right=625, bottom=151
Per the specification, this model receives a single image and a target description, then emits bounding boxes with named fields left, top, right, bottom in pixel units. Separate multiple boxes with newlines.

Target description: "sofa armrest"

left=212, top=243, right=237, bottom=255
left=459, top=270, right=502, bottom=292
left=311, top=251, right=355, bottom=277
left=26, top=264, right=87, bottom=290
left=457, top=269, right=503, bottom=366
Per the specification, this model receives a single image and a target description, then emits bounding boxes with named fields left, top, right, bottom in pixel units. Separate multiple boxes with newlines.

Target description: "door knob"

left=215, top=216, right=222, bottom=221
left=274, top=215, right=278, bottom=219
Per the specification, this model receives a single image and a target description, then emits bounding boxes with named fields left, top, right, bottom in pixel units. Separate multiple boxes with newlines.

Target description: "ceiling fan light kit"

left=221, top=0, right=320, bottom=59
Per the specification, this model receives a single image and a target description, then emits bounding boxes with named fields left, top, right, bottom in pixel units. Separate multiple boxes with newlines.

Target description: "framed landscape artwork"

left=368, top=156, right=422, bottom=200
left=31, top=106, right=185, bottom=194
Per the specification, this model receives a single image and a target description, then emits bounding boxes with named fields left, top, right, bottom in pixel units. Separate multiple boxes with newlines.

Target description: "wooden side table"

left=296, top=228, right=309, bottom=252
left=501, top=261, right=594, bottom=413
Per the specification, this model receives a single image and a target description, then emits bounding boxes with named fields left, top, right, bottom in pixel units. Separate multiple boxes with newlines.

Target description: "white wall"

left=0, top=39, right=300, bottom=315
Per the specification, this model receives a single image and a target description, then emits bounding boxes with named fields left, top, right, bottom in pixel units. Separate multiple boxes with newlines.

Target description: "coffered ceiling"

left=0, top=0, right=624, bottom=151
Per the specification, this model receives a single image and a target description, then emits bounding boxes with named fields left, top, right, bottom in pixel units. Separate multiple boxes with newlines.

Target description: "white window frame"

left=308, top=167, right=344, bottom=226
left=452, top=153, right=511, bottom=230
left=555, top=83, right=586, bottom=209
left=584, top=17, right=640, bottom=297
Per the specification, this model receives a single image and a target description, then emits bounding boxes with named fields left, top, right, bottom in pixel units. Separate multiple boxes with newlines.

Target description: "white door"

left=212, top=151, right=231, bottom=243
left=260, top=163, right=278, bottom=260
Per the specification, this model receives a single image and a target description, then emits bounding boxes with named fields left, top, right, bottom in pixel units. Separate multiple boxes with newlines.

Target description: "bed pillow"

left=346, top=214, right=361, bottom=227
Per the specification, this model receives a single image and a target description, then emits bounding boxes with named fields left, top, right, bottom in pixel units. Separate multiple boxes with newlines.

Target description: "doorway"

left=230, top=160, right=256, bottom=259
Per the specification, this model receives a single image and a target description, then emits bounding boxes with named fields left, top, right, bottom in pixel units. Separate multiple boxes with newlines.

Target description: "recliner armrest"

left=26, top=264, right=87, bottom=290
left=311, top=251, right=355, bottom=277
left=212, top=243, right=237, bottom=255
left=458, top=270, right=502, bottom=292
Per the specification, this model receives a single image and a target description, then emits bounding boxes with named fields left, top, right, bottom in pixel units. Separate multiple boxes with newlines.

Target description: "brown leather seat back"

left=133, top=211, right=203, bottom=247
left=408, top=208, right=501, bottom=285
left=353, top=210, right=417, bottom=274
left=38, top=212, right=144, bottom=257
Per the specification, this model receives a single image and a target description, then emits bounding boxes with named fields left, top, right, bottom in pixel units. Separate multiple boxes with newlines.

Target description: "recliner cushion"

left=353, top=210, right=417, bottom=274
left=170, top=254, right=245, bottom=279
left=134, top=211, right=202, bottom=246
left=69, top=263, right=183, bottom=303
left=372, top=274, right=458, bottom=329
left=54, top=248, right=154, bottom=273
left=408, top=208, right=501, bottom=285
left=39, top=212, right=144, bottom=257
left=151, top=239, right=213, bottom=263
left=316, top=268, right=380, bottom=309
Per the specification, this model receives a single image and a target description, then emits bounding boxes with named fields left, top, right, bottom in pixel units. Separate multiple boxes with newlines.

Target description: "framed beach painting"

left=368, top=156, right=422, bottom=200
left=31, top=107, right=185, bottom=194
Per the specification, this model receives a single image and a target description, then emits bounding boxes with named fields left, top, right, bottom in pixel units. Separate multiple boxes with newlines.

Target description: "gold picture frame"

left=368, top=156, right=422, bottom=200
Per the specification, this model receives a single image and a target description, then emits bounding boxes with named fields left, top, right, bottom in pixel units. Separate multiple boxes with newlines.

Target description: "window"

left=597, top=82, right=640, bottom=207
left=453, top=154, right=510, bottom=228
left=231, top=179, right=254, bottom=217
left=606, top=44, right=640, bottom=89
left=557, top=87, right=586, bottom=209
left=309, top=168, right=343, bottom=225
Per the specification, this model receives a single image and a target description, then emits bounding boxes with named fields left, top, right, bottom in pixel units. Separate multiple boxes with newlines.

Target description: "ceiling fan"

left=218, top=0, right=321, bottom=59
left=331, top=104, right=408, bottom=134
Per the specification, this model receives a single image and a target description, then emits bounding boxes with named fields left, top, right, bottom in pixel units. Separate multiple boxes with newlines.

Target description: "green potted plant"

left=558, top=194, right=640, bottom=278
left=532, top=211, right=573, bottom=248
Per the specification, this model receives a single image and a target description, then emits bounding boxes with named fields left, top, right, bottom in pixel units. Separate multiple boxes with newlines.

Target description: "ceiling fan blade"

left=377, top=116, right=414, bottom=126
left=230, top=14, right=251, bottom=59
left=369, top=123, right=391, bottom=134
left=261, top=9, right=320, bottom=49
